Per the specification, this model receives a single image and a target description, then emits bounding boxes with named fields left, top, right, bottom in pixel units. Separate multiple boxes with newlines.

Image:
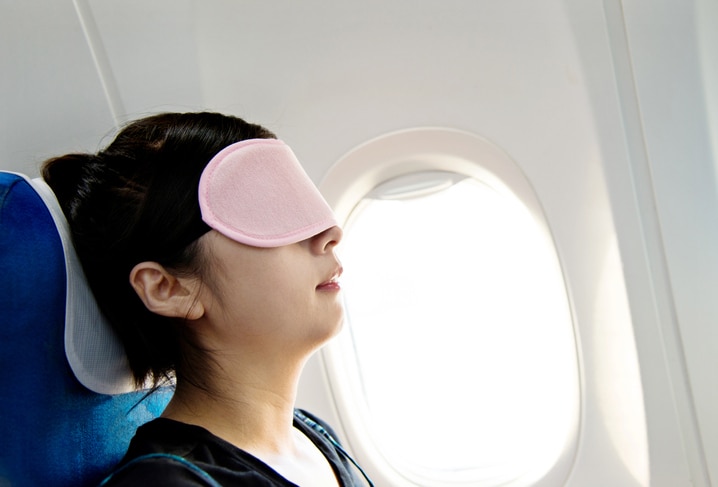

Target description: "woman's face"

left=196, top=226, right=344, bottom=354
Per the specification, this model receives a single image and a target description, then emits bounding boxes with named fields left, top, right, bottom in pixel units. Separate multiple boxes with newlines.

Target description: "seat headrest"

left=29, top=176, right=136, bottom=394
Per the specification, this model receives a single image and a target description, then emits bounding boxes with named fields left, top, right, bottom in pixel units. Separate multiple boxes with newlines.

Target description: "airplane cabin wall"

left=1, top=1, right=716, bottom=486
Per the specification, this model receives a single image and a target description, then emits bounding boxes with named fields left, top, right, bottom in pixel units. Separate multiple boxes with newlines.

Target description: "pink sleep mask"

left=198, top=139, right=338, bottom=247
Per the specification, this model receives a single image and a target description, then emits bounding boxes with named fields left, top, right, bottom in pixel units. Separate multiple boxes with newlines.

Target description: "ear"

left=129, top=261, right=205, bottom=320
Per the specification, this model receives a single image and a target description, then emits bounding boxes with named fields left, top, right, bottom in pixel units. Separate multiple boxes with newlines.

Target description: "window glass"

left=338, top=172, right=578, bottom=485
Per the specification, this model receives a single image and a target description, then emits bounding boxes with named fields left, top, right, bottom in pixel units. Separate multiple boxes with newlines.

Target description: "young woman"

left=42, top=112, right=372, bottom=486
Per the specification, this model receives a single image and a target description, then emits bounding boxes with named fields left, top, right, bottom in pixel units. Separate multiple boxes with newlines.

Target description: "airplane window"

left=331, top=170, right=578, bottom=486
left=319, top=129, right=579, bottom=486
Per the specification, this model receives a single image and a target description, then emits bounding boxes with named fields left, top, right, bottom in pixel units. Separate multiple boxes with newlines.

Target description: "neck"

left=162, top=350, right=310, bottom=457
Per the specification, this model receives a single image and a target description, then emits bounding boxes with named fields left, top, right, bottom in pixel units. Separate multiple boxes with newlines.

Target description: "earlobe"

left=129, top=262, right=205, bottom=320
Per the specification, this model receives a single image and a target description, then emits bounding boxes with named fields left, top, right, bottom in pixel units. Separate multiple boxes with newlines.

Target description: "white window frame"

left=318, top=127, right=580, bottom=487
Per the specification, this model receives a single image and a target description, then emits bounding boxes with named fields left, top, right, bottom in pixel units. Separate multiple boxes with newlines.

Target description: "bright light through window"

left=338, top=172, right=578, bottom=485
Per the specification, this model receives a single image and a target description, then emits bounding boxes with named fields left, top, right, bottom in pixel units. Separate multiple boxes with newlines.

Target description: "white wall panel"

left=0, top=1, right=114, bottom=176
left=620, top=1, right=718, bottom=485
left=86, top=0, right=204, bottom=119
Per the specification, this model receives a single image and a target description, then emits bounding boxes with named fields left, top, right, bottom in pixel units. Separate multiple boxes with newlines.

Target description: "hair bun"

left=41, top=153, right=99, bottom=221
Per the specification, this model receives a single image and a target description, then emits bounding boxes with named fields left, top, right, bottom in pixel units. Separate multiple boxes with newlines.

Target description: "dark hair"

left=42, top=112, right=275, bottom=388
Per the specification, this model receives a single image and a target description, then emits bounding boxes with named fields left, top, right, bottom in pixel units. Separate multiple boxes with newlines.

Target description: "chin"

left=312, top=313, right=345, bottom=347
left=329, top=314, right=345, bottom=337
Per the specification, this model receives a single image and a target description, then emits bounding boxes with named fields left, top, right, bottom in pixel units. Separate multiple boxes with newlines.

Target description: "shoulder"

left=99, top=453, right=220, bottom=487
left=102, top=419, right=287, bottom=487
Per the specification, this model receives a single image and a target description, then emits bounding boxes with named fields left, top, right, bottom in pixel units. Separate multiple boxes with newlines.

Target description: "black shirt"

left=100, top=410, right=371, bottom=486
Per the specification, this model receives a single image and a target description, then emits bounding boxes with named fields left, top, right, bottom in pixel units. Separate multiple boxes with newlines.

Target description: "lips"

left=316, top=267, right=343, bottom=292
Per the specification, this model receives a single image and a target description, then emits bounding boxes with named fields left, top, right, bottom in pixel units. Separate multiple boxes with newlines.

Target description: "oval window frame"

left=318, top=127, right=580, bottom=487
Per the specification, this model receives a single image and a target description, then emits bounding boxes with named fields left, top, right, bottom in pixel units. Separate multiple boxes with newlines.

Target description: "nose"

left=310, top=225, right=343, bottom=254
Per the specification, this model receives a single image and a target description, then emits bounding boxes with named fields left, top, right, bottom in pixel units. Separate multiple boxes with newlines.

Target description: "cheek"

left=204, top=242, right=315, bottom=330
left=219, top=266, right=305, bottom=331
